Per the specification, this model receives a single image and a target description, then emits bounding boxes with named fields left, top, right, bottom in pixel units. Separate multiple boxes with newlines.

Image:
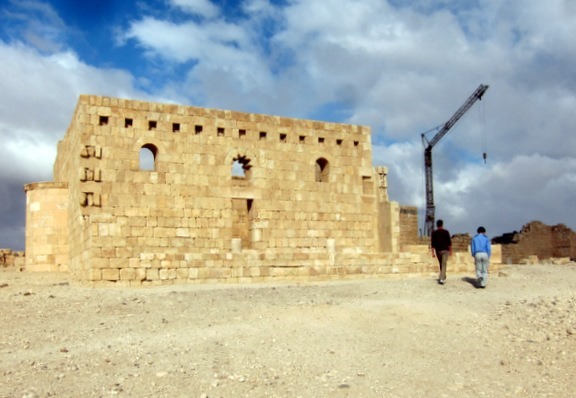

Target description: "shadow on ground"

left=461, top=276, right=479, bottom=288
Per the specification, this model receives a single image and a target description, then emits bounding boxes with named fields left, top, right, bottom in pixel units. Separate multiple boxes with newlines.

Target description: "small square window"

left=172, top=123, right=180, bottom=133
left=259, top=131, right=267, bottom=140
left=148, top=121, right=157, bottom=130
left=299, top=135, right=306, bottom=143
left=239, top=129, right=247, bottom=138
left=217, top=127, right=225, bottom=136
left=195, top=125, right=203, bottom=134
left=280, top=133, right=287, bottom=142
left=125, top=118, right=133, bottom=128
left=336, top=139, right=343, bottom=146
left=318, top=137, right=325, bottom=144
left=353, top=141, right=359, bottom=147
left=99, top=116, right=108, bottom=126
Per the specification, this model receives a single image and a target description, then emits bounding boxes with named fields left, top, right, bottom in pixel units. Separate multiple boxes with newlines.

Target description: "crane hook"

left=482, top=152, right=487, bottom=164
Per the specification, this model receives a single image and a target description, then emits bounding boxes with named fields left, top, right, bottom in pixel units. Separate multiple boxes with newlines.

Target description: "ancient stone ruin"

left=0, top=249, right=25, bottom=270
left=493, top=221, right=576, bottom=264
left=24, top=95, right=483, bottom=285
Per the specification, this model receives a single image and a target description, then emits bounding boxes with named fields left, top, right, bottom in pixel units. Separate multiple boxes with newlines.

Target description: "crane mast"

left=422, top=84, right=489, bottom=237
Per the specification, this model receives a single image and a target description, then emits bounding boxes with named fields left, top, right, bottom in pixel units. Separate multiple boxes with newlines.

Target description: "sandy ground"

left=1, top=263, right=576, bottom=398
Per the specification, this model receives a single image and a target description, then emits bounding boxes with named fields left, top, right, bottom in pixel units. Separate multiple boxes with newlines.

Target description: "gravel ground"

left=1, top=263, right=575, bottom=397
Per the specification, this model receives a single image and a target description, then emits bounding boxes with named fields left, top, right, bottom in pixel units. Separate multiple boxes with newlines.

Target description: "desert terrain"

left=1, top=263, right=575, bottom=397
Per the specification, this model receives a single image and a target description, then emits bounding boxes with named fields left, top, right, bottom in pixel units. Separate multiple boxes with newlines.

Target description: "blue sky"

left=1, top=0, right=576, bottom=251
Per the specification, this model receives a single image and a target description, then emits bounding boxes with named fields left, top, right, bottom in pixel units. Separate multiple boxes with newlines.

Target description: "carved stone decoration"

left=80, top=145, right=102, bottom=159
left=80, top=168, right=102, bottom=182
left=80, top=192, right=101, bottom=207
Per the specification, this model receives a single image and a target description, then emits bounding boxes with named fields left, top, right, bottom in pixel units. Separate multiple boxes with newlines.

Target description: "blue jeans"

left=474, top=252, right=490, bottom=287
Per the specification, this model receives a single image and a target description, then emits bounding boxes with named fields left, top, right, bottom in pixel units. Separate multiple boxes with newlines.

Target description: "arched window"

left=140, top=144, right=157, bottom=171
left=232, top=154, right=252, bottom=179
left=315, top=158, right=329, bottom=182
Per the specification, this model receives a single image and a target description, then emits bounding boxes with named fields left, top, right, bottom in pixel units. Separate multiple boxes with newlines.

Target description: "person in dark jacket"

left=430, top=219, right=452, bottom=285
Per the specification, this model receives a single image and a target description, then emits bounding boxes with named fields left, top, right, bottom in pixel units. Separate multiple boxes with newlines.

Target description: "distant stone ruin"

left=23, top=95, right=482, bottom=285
left=0, top=249, right=25, bottom=270
left=493, top=221, right=576, bottom=264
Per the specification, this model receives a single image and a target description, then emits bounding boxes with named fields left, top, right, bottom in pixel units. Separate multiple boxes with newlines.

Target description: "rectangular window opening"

left=99, top=116, right=109, bottom=126
left=172, top=123, right=180, bottom=133
left=259, top=131, right=267, bottom=140
left=353, top=141, right=359, bottom=147
left=195, top=125, right=203, bottom=134
left=318, top=137, right=325, bottom=144
left=336, top=139, right=343, bottom=146
left=217, top=127, right=225, bottom=137
left=299, top=135, right=306, bottom=143
left=231, top=198, right=254, bottom=249
left=239, top=129, right=247, bottom=138
left=279, top=133, right=287, bottom=142
left=148, top=120, right=157, bottom=130
left=125, top=118, right=133, bottom=128
left=247, top=198, right=253, bottom=216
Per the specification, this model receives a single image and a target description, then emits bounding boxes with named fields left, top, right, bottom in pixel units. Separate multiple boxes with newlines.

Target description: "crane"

left=422, top=84, right=489, bottom=237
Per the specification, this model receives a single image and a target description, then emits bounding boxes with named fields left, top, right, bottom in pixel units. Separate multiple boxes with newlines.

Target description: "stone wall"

left=399, top=206, right=419, bottom=248
left=451, top=233, right=471, bottom=253
left=40, top=95, right=398, bottom=285
left=493, top=221, right=576, bottom=264
left=1, top=249, right=25, bottom=270
left=23, top=95, right=507, bottom=286
left=24, top=182, right=69, bottom=272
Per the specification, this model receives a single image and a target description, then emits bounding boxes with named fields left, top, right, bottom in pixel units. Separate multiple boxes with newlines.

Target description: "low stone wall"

left=78, top=243, right=502, bottom=286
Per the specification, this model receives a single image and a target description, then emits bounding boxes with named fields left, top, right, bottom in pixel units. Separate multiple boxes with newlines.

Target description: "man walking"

left=431, top=219, right=452, bottom=285
left=471, top=226, right=491, bottom=288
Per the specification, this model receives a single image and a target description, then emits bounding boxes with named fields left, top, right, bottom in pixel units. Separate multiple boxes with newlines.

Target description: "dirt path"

left=1, top=264, right=575, bottom=397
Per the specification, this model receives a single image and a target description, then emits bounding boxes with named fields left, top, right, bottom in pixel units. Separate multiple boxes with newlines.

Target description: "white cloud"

left=0, top=40, right=146, bottom=251
left=2, top=0, right=576, bottom=251
left=1, top=0, right=67, bottom=53
left=0, top=42, right=140, bottom=136
left=241, top=0, right=278, bottom=18
left=123, top=17, right=253, bottom=65
left=115, top=0, right=576, bottom=237
left=169, top=0, right=221, bottom=19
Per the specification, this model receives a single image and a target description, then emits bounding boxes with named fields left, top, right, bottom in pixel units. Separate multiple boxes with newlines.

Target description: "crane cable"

left=481, top=98, right=487, bottom=164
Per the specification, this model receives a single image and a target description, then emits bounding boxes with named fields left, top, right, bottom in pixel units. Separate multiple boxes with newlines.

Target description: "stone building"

left=493, top=221, right=576, bottom=264
left=24, top=95, right=484, bottom=286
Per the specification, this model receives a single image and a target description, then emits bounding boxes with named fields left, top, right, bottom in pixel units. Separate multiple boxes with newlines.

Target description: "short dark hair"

left=436, top=219, right=444, bottom=228
left=477, top=226, right=486, bottom=233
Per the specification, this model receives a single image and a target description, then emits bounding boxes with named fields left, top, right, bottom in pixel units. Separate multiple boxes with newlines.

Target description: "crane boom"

left=422, top=84, right=489, bottom=237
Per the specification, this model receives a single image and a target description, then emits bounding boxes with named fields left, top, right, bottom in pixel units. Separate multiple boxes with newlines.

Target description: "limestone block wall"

left=494, top=221, right=576, bottom=263
left=50, top=95, right=385, bottom=284
left=451, top=233, right=471, bottom=252
left=53, top=100, right=95, bottom=281
left=1, top=249, right=25, bottom=270
left=24, top=182, right=69, bottom=272
left=551, top=224, right=575, bottom=259
left=376, top=200, right=399, bottom=253
left=398, top=206, right=419, bottom=247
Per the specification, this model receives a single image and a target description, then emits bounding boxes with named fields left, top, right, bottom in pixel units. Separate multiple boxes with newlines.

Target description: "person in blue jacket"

left=471, top=226, right=491, bottom=288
